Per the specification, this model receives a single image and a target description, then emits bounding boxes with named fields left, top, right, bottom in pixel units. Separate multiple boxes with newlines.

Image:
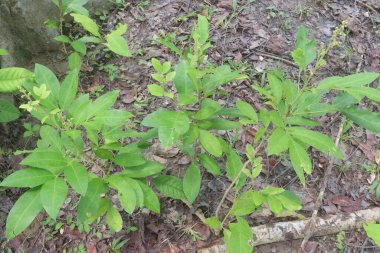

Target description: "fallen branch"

left=198, top=207, right=380, bottom=252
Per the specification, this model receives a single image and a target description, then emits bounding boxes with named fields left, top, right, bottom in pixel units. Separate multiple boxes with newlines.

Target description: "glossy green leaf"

left=6, top=188, right=43, bottom=240
left=267, top=73, right=283, bottom=103
left=288, top=127, right=342, bottom=159
left=267, top=128, right=289, bottom=155
left=199, top=153, right=221, bottom=176
left=71, top=13, right=101, bottom=37
left=317, top=72, right=380, bottom=90
left=224, top=217, right=254, bottom=253
left=199, top=130, right=222, bottom=157
left=137, top=181, right=160, bottom=214
left=236, top=100, right=258, bottom=122
left=106, top=205, right=123, bottom=232
left=34, top=64, right=60, bottom=103
left=148, top=84, right=165, bottom=97
left=105, top=34, right=131, bottom=57
left=59, top=69, right=79, bottom=110
left=0, top=98, right=20, bottom=123
left=197, top=15, right=209, bottom=44
left=120, top=161, right=164, bottom=178
left=342, top=107, right=380, bottom=134
left=173, top=61, right=197, bottom=105
left=183, top=163, right=201, bottom=204
left=194, top=98, right=221, bottom=120
left=77, top=178, right=108, bottom=223
left=40, top=177, right=68, bottom=219
left=152, top=175, right=185, bottom=200
left=289, top=139, right=312, bottom=186
left=0, top=48, right=8, bottom=55
left=63, top=161, right=88, bottom=195
left=0, top=67, right=33, bottom=92
left=205, top=216, right=221, bottom=229
left=142, top=109, right=190, bottom=148
left=364, top=222, right=380, bottom=246
left=0, top=168, right=54, bottom=188
left=230, top=190, right=256, bottom=216
left=20, top=149, right=67, bottom=174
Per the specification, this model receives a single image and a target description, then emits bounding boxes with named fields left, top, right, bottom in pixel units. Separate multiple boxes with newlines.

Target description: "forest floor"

left=1, top=0, right=380, bottom=252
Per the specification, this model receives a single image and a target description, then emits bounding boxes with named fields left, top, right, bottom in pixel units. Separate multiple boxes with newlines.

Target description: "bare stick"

left=298, top=116, right=345, bottom=252
left=198, top=207, right=380, bottom=252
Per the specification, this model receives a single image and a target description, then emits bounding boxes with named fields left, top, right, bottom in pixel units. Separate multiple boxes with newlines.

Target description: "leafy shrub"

left=0, top=5, right=379, bottom=253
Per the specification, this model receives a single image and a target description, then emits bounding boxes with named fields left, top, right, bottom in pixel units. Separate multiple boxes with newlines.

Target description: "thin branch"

left=298, top=116, right=345, bottom=252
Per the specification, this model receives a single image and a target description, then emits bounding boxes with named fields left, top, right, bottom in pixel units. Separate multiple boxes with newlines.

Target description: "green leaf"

left=0, top=48, right=9, bottom=55
left=59, top=69, right=79, bottom=110
left=39, top=125, right=62, bottom=151
left=68, top=3, right=89, bottom=16
left=267, top=128, right=289, bottom=155
left=0, top=98, right=20, bottom=123
left=68, top=52, right=82, bottom=70
left=20, top=149, right=67, bottom=174
left=136, top=181, right=160, bottom=214
left=364, top=222, right=380, bottom=246
left=236, top=100, right=258, bottom=122
left=317, top=72, right=380, bottom=90
left=77, top=178, right=108, bottom=223
left=288, top=127, right=342, bottom=159
left=6, top=188, right=43, bottom=240
left=151, top=58, right=163, bottom=72
left=120, top=161, right=164, bottom=178
left=230, top=190, right=256, bottom=216
left=205, top=216, right=221, bottom=229
left=195, top=98, right=221, bottom=120
left=71, top=13, right=101, bottom=37
left=199, top=130, right=222, bottom=157
left=183, top=163, right=201, bottom=204
left=267, top=73, right=283, bottom=103
left=197, top=15, right=209, bottom=44
left=142, top=109, right=190, bottom=148
left=107, top=175, right=136, bottom=214
left=105, top=35, right=131, bottom=57
left=292, top=26, right=317, bottom=70
left=35, top=64, right=60, bottom=103
left=199, top=153, right=221, bottom=176
left=63, top=161, right=88, bottom=195
left=152, top=175, right=185, bottom=200
left=40, top=177, right=68, bottom=219
left=54, top=35, right=71, bottom=43
left=77, top=36, right=101, bottom=43
left=224, top=217, right=254, bottom=253
left=0, top=168, right=54, bottom=188
left=277, top=191, right=302, bottom=211
left=109, top=24, right=128, bottom=37
left=226, top=147, right=243, bottom=179
left=148, top=84, right=165, bottom=97
left=260, top=186, right=285, bottom=195
left=106, top=205, right=123, bottom=232
left=267, top=195, right=283, bottom=213
left=198, top=118, right=241, bottom=131
left=342, top=107, right=380, bottom=134
left=71, top=40, right=87, bottom=54
left=114, top=152, right=146, bottom=167
left=289, top=139, right=312, bottom=186
left=203, top=65, right=247, bottom=93
left=0, top=67, right=33, bottom=92
left=174, top=61, right=197, bottom=105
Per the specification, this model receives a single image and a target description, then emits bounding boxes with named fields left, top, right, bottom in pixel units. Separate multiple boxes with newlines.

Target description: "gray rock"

left=0, top=0, right=113, bottom=68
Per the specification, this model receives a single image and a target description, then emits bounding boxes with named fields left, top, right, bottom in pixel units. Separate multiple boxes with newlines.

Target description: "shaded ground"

left=1, top=0, right=380, bottom=252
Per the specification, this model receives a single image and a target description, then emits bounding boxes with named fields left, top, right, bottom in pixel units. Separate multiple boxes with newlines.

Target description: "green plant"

left=364, top=222, right=380, bottom=246
left=1, top=12, right=379, bottom=253
left=0, top=49, right=34, bottom=123
left=336, top=230, right=346, bottom=252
